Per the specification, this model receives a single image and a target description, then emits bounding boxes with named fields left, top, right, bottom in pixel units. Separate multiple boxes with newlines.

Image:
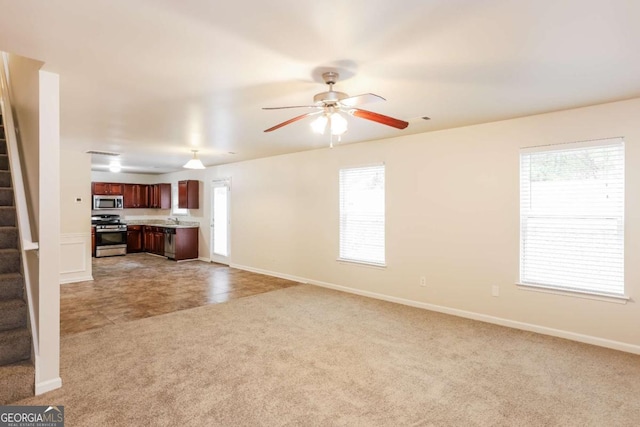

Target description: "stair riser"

left=0, top=306, right=26, bottom=332
left=0, top=252, right=20, bottom=275
left=0, top=276, right=23, bottom=300
left=0, top=171, right=10, bottom=187
left=0, top=228, right=17, bottom=249
left=0, top=335, right=30, bottom=365
left=0, top=156, right=7, bottom=171
left=0, top=208, right=16, bottom=227
left=0, top=140, right=6, bottom=155
left=0, top=189, right=14, bottom=206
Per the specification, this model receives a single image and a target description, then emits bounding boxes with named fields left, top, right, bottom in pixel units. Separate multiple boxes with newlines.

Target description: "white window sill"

left=516, top=283, right=629, bottom=304
left=337, top=258, right=387, bottom=269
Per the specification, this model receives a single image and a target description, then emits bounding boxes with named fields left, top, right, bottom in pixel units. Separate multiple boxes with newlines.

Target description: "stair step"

left=0, top=155, right=7, bottom=171
left=0, top=299, right=26, bottom=332
left=0, top=188, right=13, bottom=206
left=0, top=360, right=34, bottom=404
left=0, top=139, right=5, bottom=155
left=0, top=207, right=16, bottom=227
left=0, top=249, right=20, bottom=275
left=0, top=328, right=31, bottom=366
left=0, top=273, right=23, bottom=300
left=0, top=171, right=10, bottom=187
left=0, top=227, right=17, bottom=249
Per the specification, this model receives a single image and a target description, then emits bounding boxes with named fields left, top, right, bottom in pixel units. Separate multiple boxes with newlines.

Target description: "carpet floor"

left=16, top=285, right=640, bottom=426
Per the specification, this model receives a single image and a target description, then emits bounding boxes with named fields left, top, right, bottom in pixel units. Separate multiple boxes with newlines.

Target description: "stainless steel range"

left=92, top=214, right=127, bottom=257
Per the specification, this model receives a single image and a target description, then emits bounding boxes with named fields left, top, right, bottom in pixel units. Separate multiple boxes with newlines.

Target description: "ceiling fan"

left=263, top=71, right=409, bottom=135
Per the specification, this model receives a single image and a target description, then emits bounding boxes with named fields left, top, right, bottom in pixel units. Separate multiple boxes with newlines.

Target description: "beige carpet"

left=17, top=285, right=640, bottom=426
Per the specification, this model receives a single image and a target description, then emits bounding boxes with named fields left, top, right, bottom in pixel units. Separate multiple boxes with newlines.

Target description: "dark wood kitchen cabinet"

left=178, top=180, right=199, bottom=209
left=149, top=183, right=171, bottom=209
left=91, top=226, right=96, bottom=257
left=175, top=228, right=199, bottom=261
left=92, top=182, right=124, bottom=195
left=123, top=184, right=149, bottom=208
left=126, top=225, right=143, bottom=253
left=143, top=226, right=165, bottom=256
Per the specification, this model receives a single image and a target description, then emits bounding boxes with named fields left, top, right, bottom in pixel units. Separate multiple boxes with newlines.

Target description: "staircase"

left=0, top=115, right=34, bottom=404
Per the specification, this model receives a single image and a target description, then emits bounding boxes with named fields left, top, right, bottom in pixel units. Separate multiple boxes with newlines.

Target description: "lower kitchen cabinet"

left=137, top=225, right=198, bottom=259
left=143, top=226, right=165, bottom=256
left=175, top=228, right=198, bottom=261
left=126, top=225, right=143, bottom=253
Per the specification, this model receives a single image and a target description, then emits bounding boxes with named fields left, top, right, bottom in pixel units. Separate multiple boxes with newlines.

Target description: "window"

left=172, top=183, right=188, bottom=215
left=339, top=164, right=385, bottom=266
left=519, top=138, right=624, bottom=296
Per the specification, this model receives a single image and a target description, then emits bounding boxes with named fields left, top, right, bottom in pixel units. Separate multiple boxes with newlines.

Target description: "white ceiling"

left=1, top=0, right=639, bottom=174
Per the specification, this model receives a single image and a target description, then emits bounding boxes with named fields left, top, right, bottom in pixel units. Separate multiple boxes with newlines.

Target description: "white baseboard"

left=35, top=377, right=62, bottom=395
left=230, top=263, right=308, bottom=284
left=230, top=263, right=640, bottom=355
left=60, top=275, right=93, bottom=285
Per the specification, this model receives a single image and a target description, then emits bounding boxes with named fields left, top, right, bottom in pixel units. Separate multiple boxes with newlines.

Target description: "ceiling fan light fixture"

left=183, top=150, right=205, bottom=169
left=330, top=112, right=348, bottom=135
left=310, top=115, right=328, bottom=134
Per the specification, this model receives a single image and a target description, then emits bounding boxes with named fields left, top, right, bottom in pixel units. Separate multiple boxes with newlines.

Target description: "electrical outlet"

left=492, top=285, right=500, bottom=297
left=420, top=276, right=426, bottom=287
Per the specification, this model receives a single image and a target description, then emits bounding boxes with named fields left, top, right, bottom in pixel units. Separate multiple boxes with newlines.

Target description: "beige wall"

left=202, top=98, right=640, bottom=350
left=61, top=150, right=91, bottom=234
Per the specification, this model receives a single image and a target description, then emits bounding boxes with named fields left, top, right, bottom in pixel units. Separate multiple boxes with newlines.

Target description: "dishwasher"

left=164, top=228, right=176, bottom=259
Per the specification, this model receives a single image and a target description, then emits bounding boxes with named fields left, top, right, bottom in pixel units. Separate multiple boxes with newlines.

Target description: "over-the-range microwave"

left=93, top=195, right=123, bottom=210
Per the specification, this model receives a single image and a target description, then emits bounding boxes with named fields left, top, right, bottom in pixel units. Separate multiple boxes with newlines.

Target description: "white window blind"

left=339, top=164, right=385, bottom=266
left=520, top=139, right=624, bottom=296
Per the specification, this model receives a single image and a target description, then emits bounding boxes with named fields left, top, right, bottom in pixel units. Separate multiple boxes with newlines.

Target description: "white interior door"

left=210, top=179, right=230, bottom=264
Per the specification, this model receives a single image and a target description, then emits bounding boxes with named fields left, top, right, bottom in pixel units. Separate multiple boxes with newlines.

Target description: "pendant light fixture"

left=183, top=150, right=205, bottom=169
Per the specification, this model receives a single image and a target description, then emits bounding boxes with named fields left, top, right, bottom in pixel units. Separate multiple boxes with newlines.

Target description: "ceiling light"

left=310, top=112, right=348, bottom=136
left=310, top=115, right=328, bottom=134
left=183, top=150, right=205, bottom=169
left=329, top=113, right=347, bottom=135
left=109, top=161, right=122, bottom=173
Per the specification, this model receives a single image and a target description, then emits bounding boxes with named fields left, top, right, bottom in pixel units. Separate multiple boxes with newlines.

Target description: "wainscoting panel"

left=60, top=232, right=92, bottom=284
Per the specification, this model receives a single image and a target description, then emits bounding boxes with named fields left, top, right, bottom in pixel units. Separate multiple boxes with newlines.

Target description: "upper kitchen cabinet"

left=123, top=184, right=149, bottom=208
left=178, top=180, right=199, bottom=209
left=149, top=183, right=171, bottom=209
left=92, top=182, right=124, bottom=195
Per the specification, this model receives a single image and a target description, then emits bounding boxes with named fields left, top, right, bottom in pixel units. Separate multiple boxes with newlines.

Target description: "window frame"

left=518, top=138, right=627, bottom=302
left=338, top=163, right=386, bottom=268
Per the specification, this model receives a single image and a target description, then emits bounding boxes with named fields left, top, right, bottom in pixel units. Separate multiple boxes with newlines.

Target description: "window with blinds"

left=519, top=138, right=624, bottom=296
left=339, top=164, right=386, bottom=266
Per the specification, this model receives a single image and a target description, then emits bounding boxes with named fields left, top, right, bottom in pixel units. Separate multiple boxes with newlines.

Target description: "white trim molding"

left=35, top=377, right=62, bottom=395
left=60, top=232, right=93, bottom=284
left=230, top=263, right=640, bottom=356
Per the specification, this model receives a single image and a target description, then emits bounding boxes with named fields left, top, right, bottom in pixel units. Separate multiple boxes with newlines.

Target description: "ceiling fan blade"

left=339, top=93, right=385, bottom=107
left=262, top=105, right=320, bottom=110
left=264, top=112, right=319, bottom=132
left=348, top=108, right=409, bottom=130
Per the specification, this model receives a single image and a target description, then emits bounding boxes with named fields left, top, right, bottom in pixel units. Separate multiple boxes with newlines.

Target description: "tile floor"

left=60, top=253, right=300, bottom=335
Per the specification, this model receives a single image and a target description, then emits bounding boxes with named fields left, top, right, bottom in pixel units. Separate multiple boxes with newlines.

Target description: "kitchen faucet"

left=168, top=217, right=180, bottom=224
